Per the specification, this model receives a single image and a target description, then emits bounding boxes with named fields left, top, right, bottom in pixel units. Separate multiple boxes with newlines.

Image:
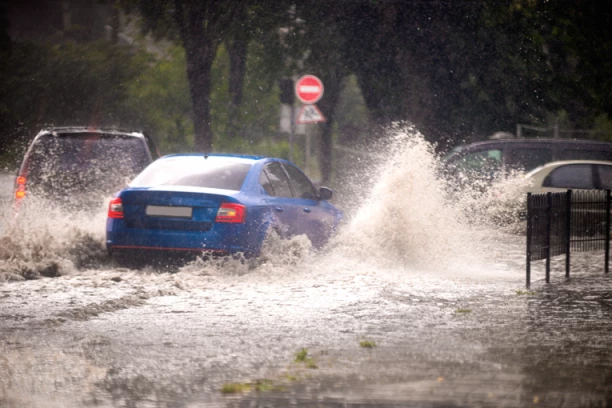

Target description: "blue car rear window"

left=131, top=157, right=252, bottom=191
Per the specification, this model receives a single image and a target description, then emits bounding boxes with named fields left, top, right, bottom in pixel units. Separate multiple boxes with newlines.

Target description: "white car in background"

left=482, top=160, right=612, bottom=225
left=525, top=160, right=612, bottom=194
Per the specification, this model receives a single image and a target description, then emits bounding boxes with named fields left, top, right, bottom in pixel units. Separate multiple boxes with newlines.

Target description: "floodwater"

left=1, top=130, right=612, bottom=407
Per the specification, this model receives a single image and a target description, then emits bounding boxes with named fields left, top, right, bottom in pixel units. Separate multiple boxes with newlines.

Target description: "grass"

left=253, top=379, right=276, bottom=392
left=455, top=308, right=472, bottom=314
left=294, top=348, right=318, bottom=369
left=294, top=348, right=309, bottom=363
left=221, top=379, right=280, bottom=394
left=305, top=359, right=318, bottom=369
left=359, top=340, right=377, bottom=348
left=515, top=290, right=537, bottom=296
left=221, top=382, right=252, bottom=394
left=221, top=348, right=324, bottom=395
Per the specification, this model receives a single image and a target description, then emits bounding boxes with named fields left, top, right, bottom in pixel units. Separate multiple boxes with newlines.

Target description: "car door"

left=281, top=162, right=336, bottom=247
left=594, top=164, right=612, bottom=189
left=259, top=162, right=297, bottom=238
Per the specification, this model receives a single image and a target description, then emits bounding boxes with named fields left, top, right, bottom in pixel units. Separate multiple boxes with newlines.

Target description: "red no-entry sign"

left=295, top=75, right=324, bottom=104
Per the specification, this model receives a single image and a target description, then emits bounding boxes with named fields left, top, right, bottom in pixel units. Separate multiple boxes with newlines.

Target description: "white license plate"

left=146, top=205, right=192, bottom=218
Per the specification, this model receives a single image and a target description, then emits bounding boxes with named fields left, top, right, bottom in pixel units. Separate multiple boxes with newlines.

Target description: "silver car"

left=14, top=127, right=159, bottom=211
left=525, top=160, right=612, bottom=194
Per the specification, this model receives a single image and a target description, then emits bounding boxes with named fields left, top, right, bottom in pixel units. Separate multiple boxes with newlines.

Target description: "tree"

left=0, top=41, right=148, bottom=166
left=293, top=2, right=350, bottom=184
left=123, top=46, right=193, bottom=153
left=224, top=1, right=292, bottom=141
left=130, top=0, right=237, bottom=151
left=127, top=0, right=295, bottom=151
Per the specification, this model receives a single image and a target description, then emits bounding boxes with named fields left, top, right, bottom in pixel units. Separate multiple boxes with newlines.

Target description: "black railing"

left=526, top=189, right=611, bottom=288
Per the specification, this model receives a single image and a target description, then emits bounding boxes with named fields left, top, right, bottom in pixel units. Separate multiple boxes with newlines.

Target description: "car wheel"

left=250, top=227, right=282, bottom=266
left=110, top=251, right=142, bottom=270
left=264, top=226, right=284, bottom=249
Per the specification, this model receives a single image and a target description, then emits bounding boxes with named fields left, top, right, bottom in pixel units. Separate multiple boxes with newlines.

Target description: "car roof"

left=452, top=138, right=612, bottom=151
left=160, top=153, right=268, bottom=162
left=37, top=127, right=146, bottom=139
left=526, top=159, right=612, bottom=177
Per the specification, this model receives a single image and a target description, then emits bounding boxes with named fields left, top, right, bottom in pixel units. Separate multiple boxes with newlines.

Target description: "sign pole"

left=305, top=125, right=311, bottom=175
left=289, top=104, right=295, bottom=162
left=293, top=74, right=325, bottom=165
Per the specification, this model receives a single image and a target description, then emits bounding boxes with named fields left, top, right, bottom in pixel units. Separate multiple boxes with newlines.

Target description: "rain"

left=2, top=1, right=612, bottom=407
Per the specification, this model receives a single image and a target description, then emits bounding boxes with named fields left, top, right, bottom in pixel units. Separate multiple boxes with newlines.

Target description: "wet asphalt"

left=1, top=171, right=612, bottom=407
left=1, top=245, right=611, bottom=407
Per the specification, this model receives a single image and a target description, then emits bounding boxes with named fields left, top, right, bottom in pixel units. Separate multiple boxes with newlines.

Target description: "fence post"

left=606, top=189, right=611, bottom=274
left=566, top=190, right=572, bottom=279
left=526, top=193, right=532, bottom=289
left=546, top=192, right=552, bottom=283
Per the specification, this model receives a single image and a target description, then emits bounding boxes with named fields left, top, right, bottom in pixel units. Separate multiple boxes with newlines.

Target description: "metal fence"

left=526, top=190, right=611, bottom=288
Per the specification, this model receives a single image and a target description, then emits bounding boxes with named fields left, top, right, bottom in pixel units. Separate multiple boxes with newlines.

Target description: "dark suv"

left=14, top=127, right=159, bottom=210
left=443, top=138, right=612, bottom=183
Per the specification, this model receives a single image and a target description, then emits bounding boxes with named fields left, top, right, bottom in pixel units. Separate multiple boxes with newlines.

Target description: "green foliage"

left=4, top=1, right=612, bottom=169
left=335, top=75, right=371, bottom=146
left=125, top=38, right=286, bottom=156
left=294, top=348, right=309, bottom=363
left=310, top=1, right=612, bottom=146
left=210, top=43, right=283, bottom=155
left=221, top=382, right=252, bottom=394
left=305, top=359, right=318, bottom=369
left=0, top=41, right=148, bottom=168
left=359, top=340, right=377, bottom=349
left=121, top=0, right=178, bottom=42
left=124, top=45, right=193, bottom=154
left=293, top=347, right=318, bottom=369
left=0, top=35, right=285, bottom=163
left=594, top=115, right=612, bottom=142
left=220, top=379, right=283, bottom=394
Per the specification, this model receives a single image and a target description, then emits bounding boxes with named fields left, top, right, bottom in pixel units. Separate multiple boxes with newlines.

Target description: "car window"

left=559, top=149, right=612, bottom=161
left=144, top=134, right=161, bottom=159
left=262, top=162, right=293, bottom=197
left=282, top=163, right=318, bottom=199
left=26, top=134, right=150, bottom=193
left=508, top=148, right=553, bottom=171
left=131, top=157, right=251, bottom=190
left=543, top=164, right=594, bottom=189
left=596, top=165, right=612, bottom=189
left=452, top=148, right=502, bottom=177
left=258, top=169, right=275, bottom=195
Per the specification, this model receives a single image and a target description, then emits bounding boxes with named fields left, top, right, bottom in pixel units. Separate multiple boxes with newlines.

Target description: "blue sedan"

left=106, top=154, right=343, bottom=264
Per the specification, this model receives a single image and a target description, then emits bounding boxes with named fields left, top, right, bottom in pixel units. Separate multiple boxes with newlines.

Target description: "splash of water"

left=178, top=231, right=313, bottom=278
left=330, top=125, right=465, bottom=269
left=0, top=197, right=110, bottom=281
left=322, top=123, right=532, bottom=279
left=0, top=125, right=528, bottom=281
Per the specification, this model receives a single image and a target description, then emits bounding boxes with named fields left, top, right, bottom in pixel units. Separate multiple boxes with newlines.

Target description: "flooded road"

left=2, top=133, right=612, bottom=407
left=2, top=235, right=611, bottom=408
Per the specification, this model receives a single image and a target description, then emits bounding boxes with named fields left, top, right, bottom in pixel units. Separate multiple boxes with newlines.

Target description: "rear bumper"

left=106, top=218, right=261, bottom=256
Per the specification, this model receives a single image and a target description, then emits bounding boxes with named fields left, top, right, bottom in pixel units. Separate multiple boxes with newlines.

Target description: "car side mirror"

left=318, top=186, right=333, bottom=200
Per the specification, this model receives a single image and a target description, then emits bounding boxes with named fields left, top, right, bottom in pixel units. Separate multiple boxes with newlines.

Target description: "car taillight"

left=15, top=176, right=26, bottom=199
left=108, top=197, right=124, bottom=219
left=215, top=203, right=246, bottom=223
